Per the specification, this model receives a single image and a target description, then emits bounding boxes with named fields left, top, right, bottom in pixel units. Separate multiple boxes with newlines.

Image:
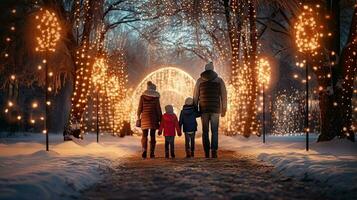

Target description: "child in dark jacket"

left=179, top=97, right=200, bottom=158
left=159, top=105, right=182, bottom=158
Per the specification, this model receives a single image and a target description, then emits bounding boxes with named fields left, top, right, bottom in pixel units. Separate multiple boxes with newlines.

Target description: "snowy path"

left=81, top=138, right=333, bottom=200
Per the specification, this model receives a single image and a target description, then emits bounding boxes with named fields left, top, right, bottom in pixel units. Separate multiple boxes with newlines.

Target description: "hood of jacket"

left=182, top=105, right=195, bottom=115
left=200, top=70, right=218, bottom=81
left=142, top=89, right=160, bottom=98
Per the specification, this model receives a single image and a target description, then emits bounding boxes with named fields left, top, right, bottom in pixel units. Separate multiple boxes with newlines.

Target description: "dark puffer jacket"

left=193, top=70, right=227, bottom=114
left=137, top=90, right=162, bottom=130
left=179, top=105, right=200, bottom=132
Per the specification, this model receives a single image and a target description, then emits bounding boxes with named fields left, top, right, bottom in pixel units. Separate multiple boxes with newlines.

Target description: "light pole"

left=258, top=58, right=271, bottom=143
left=34, top=9, right=61, bottom=151
left=96, top=90, right=99, bottom=143
left=294, top=4, right=322, bottom=151
left=305, top=59, right=309, bottom=151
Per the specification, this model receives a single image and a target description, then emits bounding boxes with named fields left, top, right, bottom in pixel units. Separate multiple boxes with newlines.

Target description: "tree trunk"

left=318, top=3, right=356, bottom=142
left=337, top=4, right=356, bottom=141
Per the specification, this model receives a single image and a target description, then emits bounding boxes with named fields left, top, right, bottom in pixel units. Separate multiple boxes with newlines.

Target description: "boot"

left=191, top=151, right=194, bottom=158
left=150, top=141, right=156, bottom=158
left=165, top=152, right=169, bottom=159
left=142, top=151, right=147, bottom=159
left=186, top=150, right=191, bottom=158
left=205, top=151, right=210, bottom=158
left=211, top=150, right=217, bottom=158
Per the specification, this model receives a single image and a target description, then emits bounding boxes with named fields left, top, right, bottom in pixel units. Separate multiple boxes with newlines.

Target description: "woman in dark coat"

left=137, top=81, right=162, bottom=158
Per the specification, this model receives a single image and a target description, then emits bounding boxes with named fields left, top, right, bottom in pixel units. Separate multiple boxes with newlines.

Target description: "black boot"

left=211, top=150, right=217, bottom=158
left=142, top=151, right=147, bottom=159
left=165, top=152, right=169, bottom=159
left=150, top=141, right=156, bottom=158
left=186, top=150, right=191, bottom=158
left=191, top=151, right=194, bottom=158
left=205, top=151, right=210, bottom=158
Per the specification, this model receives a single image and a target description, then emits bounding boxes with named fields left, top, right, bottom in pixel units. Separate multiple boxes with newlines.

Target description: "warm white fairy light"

left=294, top=5, right=322, bottom=53
left=258, top=58, right=271, bottom=89
left=82, top=52, right=129, bottom=135
left=35, top=9, right=61, bottom=52
left=130, top=67, right=195, bottom=131
left=223, top=0, right=259, bottom=136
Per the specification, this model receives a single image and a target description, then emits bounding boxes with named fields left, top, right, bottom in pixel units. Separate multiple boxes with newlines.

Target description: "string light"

left=35, top=9, right=61, bottom=52
left=294, top=5, right=322, bottom=53
left=130, top=67, right=195, bottom=131
left=223, top=0, right=259, bottom=136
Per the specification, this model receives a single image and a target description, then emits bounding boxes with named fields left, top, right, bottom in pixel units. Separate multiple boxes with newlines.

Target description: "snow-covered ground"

left=0, top=133, right=141, bottom=200
left=220, top=134, right=357, bottom=193
left=1, top=133, right=356, bottom=199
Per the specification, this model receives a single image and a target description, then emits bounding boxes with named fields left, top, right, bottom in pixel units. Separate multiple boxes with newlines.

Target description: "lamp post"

left=96, top=90, right=99, bottom=143
left=258, top=58, right=271, bottom=143
left=294, top=4, right=322, bottom=151
left=35, top=9, right=61, bottom=151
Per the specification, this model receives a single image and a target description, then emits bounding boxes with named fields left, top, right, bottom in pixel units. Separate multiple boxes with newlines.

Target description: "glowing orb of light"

left=294, top=5, right=322, bottom=53
left=258, top=58, right=271, bottom=89
left=35, top=9, right=61, bottom=52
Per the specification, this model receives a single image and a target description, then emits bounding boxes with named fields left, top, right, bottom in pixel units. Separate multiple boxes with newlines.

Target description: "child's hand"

left=158, top=131, right=162, bottom=136
left=178, top=132, right=182, bottom=137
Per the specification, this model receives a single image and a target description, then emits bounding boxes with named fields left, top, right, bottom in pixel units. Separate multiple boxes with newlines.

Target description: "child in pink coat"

left=158, top=105, right=182, bottom=158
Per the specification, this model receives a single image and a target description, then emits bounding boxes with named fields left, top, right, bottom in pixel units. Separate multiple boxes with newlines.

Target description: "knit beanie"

left=185, top=97, right=194, bottom=105
left=205, top=62, right=214, bottom=71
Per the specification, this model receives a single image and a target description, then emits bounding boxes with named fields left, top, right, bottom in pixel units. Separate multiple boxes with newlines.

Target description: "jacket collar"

left=200, top=70, right=218, bottom=81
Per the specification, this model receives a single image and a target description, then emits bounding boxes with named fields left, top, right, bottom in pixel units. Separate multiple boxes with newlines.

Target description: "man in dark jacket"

left=193, top=62, right=227, bottom=158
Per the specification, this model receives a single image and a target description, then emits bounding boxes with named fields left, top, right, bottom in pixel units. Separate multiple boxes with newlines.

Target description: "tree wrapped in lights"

left=34, top=8, right=61, bottom=150
left=66, top=41, right=94, bottom=139
left=82, top=53, right=128, bottom=136
left=225, top=0, right=259, bottom=137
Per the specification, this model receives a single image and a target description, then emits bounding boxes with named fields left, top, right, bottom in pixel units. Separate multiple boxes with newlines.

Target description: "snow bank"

left=0, top=133, right=141, bottom=200
left=220, top=135, right=357, bottom=193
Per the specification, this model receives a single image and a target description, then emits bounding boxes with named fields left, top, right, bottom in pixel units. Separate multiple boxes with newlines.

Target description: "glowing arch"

left=130, top=67, right=196, bottom=130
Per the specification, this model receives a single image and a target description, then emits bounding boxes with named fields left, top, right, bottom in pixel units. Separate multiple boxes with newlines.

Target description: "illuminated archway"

left=130, top=67, right=196, bottom=130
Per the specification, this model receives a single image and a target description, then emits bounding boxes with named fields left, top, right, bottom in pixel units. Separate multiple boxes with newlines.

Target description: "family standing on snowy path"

left=137, top=62, right=227, bottom=159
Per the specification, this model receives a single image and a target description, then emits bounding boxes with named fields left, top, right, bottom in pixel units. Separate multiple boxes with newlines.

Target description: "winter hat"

left=147, top=81, right=157, bottom=91
left=165, top=105, right=174, bottom=114
left=185, top=97, right=194, bottom=105
left=205, top=62, right=214, bottom=71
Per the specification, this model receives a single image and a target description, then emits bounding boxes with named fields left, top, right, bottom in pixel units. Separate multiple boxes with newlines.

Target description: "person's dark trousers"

left=201, top=113, right=219, bottom=158
left=184, top=132, right=195, bottom=157
left=141, top=129, right=156, bottom=158
left=165, top=136, right=175, bottom=158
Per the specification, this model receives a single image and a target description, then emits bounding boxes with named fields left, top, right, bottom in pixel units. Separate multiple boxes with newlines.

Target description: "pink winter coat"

left=159, top=113, right=182, bottom=136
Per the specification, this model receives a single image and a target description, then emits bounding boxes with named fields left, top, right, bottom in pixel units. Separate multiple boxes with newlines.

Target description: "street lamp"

left=294, top=4, right=322, bottom=151
left=258, top=57, right=271, bottom=143
left=35, top=9, right=61, bottom=151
